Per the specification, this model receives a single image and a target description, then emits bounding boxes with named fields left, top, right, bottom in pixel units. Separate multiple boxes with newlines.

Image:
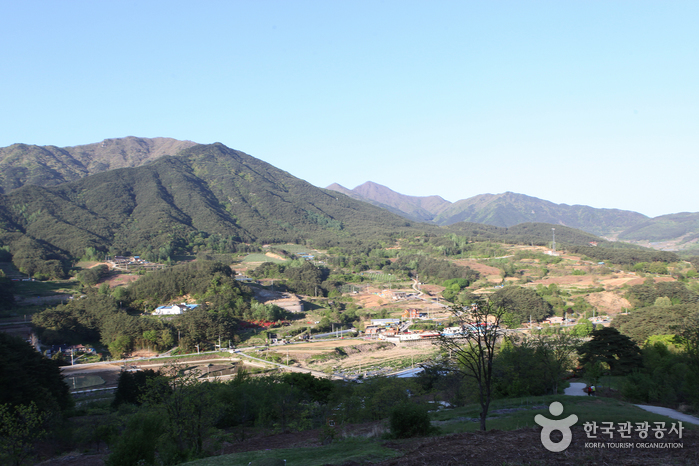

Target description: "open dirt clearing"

left=374, top=426, right=698, bottom=466
left=585, top=291, right=631, bottom=314
left=453, top=259, right=502, bottom=282
left=100, top=273, right=140, bottom=288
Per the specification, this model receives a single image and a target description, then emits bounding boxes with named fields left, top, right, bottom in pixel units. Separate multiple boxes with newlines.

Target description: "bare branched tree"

left=435, top=299, right=506, bottom=431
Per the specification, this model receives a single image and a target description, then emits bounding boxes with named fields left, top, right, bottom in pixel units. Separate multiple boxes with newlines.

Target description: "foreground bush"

left=389, top=402, right=433, bottom=438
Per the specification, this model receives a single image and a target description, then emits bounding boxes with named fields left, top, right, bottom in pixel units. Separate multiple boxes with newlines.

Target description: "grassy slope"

left=183, top=394, right=695, bottom=466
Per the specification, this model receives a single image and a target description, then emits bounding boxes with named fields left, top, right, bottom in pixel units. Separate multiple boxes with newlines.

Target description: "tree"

left=673, top=311, right=699, bottom=369
left=389, top=402, right=432, bottom=438
left=141, top=362, right=223, bottom=461
left=0, top=402, right=47, bottom=466
left=491, top=286, right=552, bottom=323
left=111, top=369, right=160, bottom=408
left=570, top=318, right=593, bottom=337
left=0, top=277, right=15, bottom=311
left=530, top=333, right=581, bottom=394
left=105, top=411, right=164, bottom=466
left=578, top=327, right=642, bottom=376
left=108, top=335, right=132, bottom=359
left=0, top=333, right=72, bottom=413
left=435, top=299, right=506, bottom=431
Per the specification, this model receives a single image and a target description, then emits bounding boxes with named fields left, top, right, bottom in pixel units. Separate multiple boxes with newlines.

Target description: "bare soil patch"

left=453, top=259, right=502, bottom=279
left=100, top=273, right=140, bottom=288
left=354, top=287, right=389, bottom=308
left=624, top=275, right=676, bottom=287
left=585, top=292, right=631, bottom=315
left=374, top=426, right=698, bottom=466
left=266, top=251, right=286, bottom=261
left=418, top=283, right=443, bottom=297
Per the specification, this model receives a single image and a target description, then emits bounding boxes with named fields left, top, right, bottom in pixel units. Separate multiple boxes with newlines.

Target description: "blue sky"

left=1, top=1, right=697, bottom=218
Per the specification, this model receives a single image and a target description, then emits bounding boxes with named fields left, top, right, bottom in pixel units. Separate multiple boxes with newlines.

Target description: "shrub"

left=389, top=402, right=432, bottom=438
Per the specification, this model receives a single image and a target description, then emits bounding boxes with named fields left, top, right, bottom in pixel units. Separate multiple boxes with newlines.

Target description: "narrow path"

left=634, top=405, right=699, bottom=426
left=565, top=382, right=699, bottom=425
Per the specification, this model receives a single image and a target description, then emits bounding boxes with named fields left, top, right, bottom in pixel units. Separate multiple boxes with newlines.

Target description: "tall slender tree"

left=436, top=299, right=506, bottom=431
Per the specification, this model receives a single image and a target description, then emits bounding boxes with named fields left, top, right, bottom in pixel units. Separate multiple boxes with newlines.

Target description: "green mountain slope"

left=616, top=212, right=699, bottom=249
left=0, top=143, right=417, bottom=276
left=0, top=137, right=196, bottom=194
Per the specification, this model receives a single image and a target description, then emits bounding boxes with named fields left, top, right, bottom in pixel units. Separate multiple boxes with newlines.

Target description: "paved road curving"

left=634, top=405, right=699, bottom=425
left=564, top=382, right=588, bottom=396
left=564, top=382, right=699, bottom=424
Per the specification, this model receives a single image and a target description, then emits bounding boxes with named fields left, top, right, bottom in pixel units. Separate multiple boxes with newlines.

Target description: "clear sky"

left=2, top=1, right=697, bottom=218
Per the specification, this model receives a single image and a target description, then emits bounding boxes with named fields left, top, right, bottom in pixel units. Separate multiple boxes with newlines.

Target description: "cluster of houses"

left=540, top=315, right=609, bottom=326
left=46, top=344, right=96, bottom=358
left=109, top=255, right=148, bottom=266
left=107, top=256, right=164, bottom=272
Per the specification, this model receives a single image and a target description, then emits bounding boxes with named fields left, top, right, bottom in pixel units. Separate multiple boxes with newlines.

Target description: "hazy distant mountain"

left=434, top=192, right=649, bottom=237
left=326, top=181, right=451, bottom=223
left=614, top=212, right=699, bottom=253
left=0, top=136, right=197, bottom=194
left=328, top=181, right=657, bottom=239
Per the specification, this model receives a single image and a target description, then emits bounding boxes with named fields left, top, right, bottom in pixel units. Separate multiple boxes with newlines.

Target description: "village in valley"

left=18, top=239, right=644, bottom=393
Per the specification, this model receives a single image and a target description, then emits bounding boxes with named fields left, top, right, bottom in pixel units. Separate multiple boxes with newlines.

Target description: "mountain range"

left=327, top=182, right=699, bottom=253
left=0, top=137, right=697, bottom=278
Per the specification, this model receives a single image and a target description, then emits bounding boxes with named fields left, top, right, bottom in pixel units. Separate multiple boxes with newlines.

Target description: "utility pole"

left=552, top=228, right=556, bottom=255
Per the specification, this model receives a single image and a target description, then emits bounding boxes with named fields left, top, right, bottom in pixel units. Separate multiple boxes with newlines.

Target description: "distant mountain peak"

left=326, top=181, right=451, bottom=223
left=326, top=182, right=650, bottom=238
left=0, top=136, right=197, bottom=194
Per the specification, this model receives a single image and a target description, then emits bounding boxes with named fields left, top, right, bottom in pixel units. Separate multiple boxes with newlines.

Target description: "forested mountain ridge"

left=327, top=182, right=699, bottom=249
left=434, top=192, right=648, bottom=236
left=615, top=212, right=699, bottom=246
left=0, top=136, right=197, bottom=194
left=0, top=143, right=417, bottom=277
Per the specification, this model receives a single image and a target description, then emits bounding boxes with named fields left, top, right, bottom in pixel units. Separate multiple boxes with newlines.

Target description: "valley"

left=1, top=138, right=698, bottom=466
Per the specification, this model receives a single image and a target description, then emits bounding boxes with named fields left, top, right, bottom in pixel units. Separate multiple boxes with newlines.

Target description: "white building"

left=153, top=303, right=198, bottom=315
